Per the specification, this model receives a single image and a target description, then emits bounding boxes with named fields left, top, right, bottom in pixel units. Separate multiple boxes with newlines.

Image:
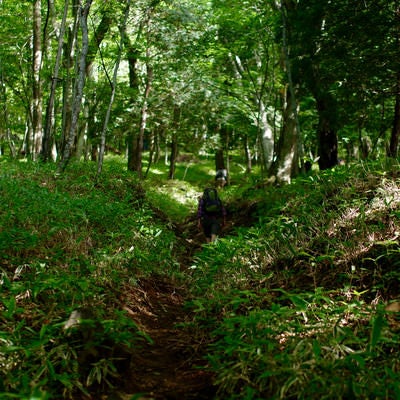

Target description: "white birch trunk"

left=32, top=0, right=43, bottom=160
left=258, top=100, right=274, bottom=170
left=42, top=0, right=69, bottom=161
left=58, top=0, right=92, bottom=173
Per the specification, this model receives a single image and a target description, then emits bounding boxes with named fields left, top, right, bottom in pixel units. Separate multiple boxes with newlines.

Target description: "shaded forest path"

left=116, top=201, right=255, bottom=399
left=119, top=216, right=214, bottom=399
left=121, top=275, right=215, bottom=399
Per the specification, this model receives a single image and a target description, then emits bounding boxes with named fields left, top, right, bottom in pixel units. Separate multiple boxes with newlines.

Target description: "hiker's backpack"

left=203, top=188, right=222, bottom=214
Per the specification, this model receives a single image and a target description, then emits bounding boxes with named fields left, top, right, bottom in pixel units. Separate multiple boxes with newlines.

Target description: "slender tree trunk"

left=231, top=52, right=274, bottom=173
left=225, top=129, right=230, bottom=184
left=57, top=0, right=92, bottom=173
left=270, top=88, right=298, bottom=183
left=0, top=72, right=17, bottom=158
left=60, top=1, right=79, bottom=159
left=97, top=0, right=131, bottom=175
left=138, top=60, right=153, bottom=176
left=168, top=106, right=180, bottom=180
left=309, top=63, right=338, bottom=169
left=268, top=0, right=302, bottom=183
left=315, top=92, right=338, bottom=170
left=215, top=148, right=225, bottom=171
left=258, top=100, right=274, bottom=172
left=168, top=136, right=178, bottom=180
left=32, top=0, right=43, bottom=160
left=388, top=3, right=400, bottom=158
left=154, top=126, right=162, bottom=163
left=126, top=38, right=140, bottom=173
left=145, top=131, right=155, bottom=178
left=243, top=134, right=252, bottom=173
left=42, top=0, right=69, bottom=161
left=388, top=71, right=400, bottom=157
left=61, top=75, right=72, bottom=157
left=128, top=50, right=153, bottom=177
left=125, top=36, right=141, bottom=171
left=215, top=126, right=227, bottom=171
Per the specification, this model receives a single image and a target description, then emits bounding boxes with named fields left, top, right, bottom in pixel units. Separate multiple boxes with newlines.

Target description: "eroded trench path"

left=121, top=275, right=216, bottom=399
left=104, top=200, right=253, bottom=400
left=113, top=216, right=224, bottom=399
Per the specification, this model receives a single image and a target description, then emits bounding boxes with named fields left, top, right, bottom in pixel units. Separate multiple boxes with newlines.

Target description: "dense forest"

left=1, top=0, right=400, bottom=178
left=1, top=0, right=400, bottom=399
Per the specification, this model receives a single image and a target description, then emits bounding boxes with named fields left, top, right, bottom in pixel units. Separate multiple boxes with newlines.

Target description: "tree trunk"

left=154, top=125, right=162, bottom=163
left=145, top=131, right=155, bottom=178
left=32, top=0, right=43, bottom=161
left=269, top=1, right=302, bottom=183
left=0, top=69, right=17, bottom=158
left=168, top=136, right=178, bottom=180
left=316, top=93, right=338, bottom=170
left=58, top=0, right=92, bottom=173
left=127, top=60, right=152, bottom=178
left=230, top=51, right=273, bottom=174
left=258, top=100, right=274, bottom=172
left=126, top=41, right=140, bottom=171
left=168, top=106, right=180, bottom=180
left=216, top=126, right=230, bottom=173
left=388, top=71, right=400, bottom=158
left=97, top=0, right=131, bottom=176
left=42, top=0, right=69, bottom=162
left=60, top=0, right=79, bottom=160
left=126, top=38, right=140, bottom=173
left=127, top=13, right=153, bottom=177
left=270, top=88, right=299, bottom=183
left=215, top=149, right=225, bottom=171
left=243, top=134, right=252, bottom=173
left=85, top=9, right=112, bottom=77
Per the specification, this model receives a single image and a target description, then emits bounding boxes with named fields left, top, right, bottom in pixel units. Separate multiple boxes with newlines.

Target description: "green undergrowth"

left=187, top=160, right=400, bottom=399
left=0, top=159, right=181, bottom=399
left=1, top=157, right=400, bottom=399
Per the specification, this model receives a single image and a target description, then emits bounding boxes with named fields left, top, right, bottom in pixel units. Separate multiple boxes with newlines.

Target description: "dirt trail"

left=121, top=277, right=216, bottom=399
left=114, top=204, right=253, bottom=399
left=113, top=214, right=220, bottom=399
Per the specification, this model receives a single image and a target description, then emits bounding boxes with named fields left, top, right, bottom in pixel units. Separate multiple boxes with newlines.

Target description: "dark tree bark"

left=0, top=69, right=16, bottom=158
left=316, top=93, right=338, bottom=170
left=215, top=149, right=225, bottom=171
left=168, top=106, right=181, bottom=180
left=85, top=9, right=112, bottom=76
left=388, top=72, right=400, bottom=158
left=126, top=37, right=140, bottom=173
left=168, top=136, right=178, bottom=180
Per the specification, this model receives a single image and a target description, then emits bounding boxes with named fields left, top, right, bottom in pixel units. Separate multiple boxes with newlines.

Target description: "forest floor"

left=113, top=204, right=251, bottom=400
left=112, top=216, right=229, bottom=400
left=120, top=274, right=215, bottom=399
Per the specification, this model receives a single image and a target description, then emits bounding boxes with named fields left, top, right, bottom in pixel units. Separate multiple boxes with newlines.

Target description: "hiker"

left=197, top=187, right=226, bottom=243
left=215, top=168, right=228, bottom=188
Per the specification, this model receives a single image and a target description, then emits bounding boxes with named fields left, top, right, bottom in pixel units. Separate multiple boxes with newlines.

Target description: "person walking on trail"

left=197, top=187, right=226, bottom=243
left=215, top=168, right=228, bottom=188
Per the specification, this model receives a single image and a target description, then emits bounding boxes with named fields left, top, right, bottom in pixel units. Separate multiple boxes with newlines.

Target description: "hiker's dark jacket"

left=197, top=197, right=227, bottom=219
